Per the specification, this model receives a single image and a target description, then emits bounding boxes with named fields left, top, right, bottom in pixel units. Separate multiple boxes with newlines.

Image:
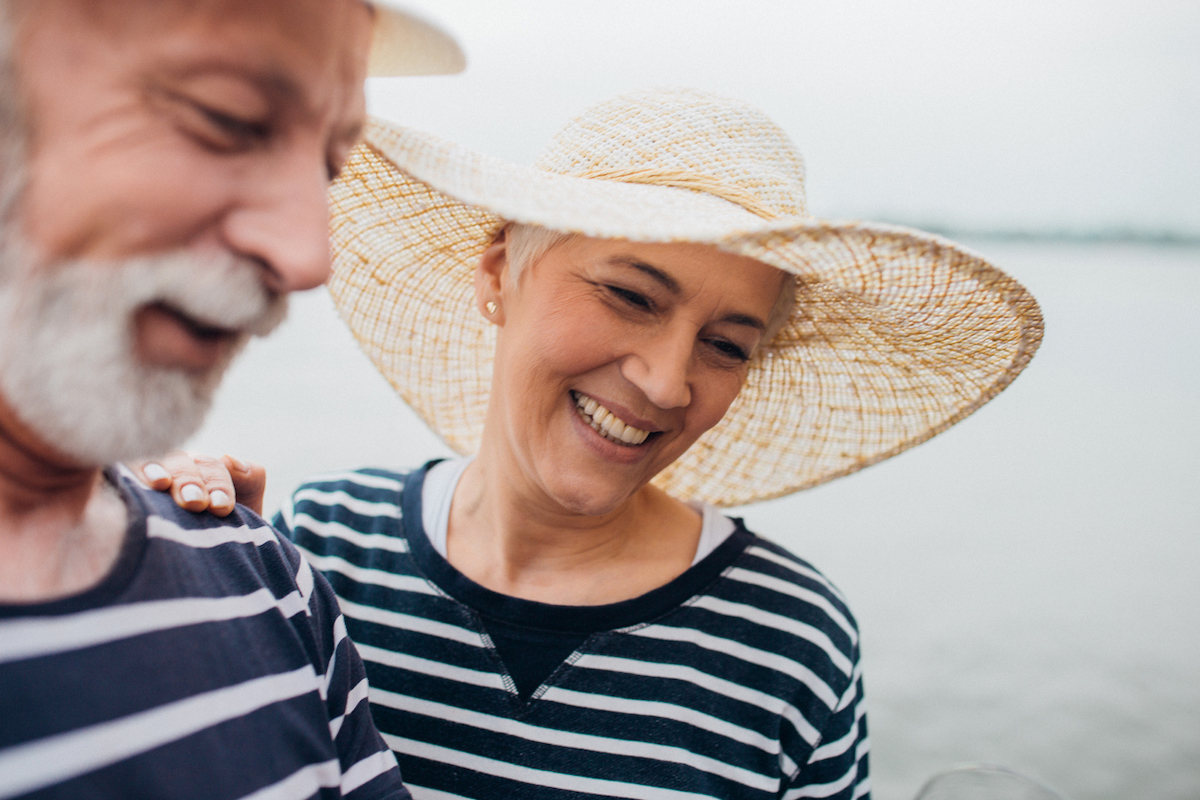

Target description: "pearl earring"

left=485, top=301, right=498, bottom=315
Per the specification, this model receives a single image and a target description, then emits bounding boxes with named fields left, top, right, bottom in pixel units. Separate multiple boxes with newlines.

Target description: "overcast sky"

left=368, top=0, right=1199, bottom=236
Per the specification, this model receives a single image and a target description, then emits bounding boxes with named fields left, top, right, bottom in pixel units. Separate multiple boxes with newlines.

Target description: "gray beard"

left=0, top=238, right=287, bottom=465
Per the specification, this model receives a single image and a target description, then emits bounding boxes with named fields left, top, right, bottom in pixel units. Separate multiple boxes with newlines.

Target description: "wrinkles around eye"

left=606, top=285, right=654, bottom=311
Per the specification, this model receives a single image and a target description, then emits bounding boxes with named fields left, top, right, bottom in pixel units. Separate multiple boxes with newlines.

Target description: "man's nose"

left=619, top=329, right=693, bottom=410
left=222, top=149, right=332, bottom=293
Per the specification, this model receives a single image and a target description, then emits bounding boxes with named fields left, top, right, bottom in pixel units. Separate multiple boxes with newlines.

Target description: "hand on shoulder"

left=131, top=451, right=266, bottom=517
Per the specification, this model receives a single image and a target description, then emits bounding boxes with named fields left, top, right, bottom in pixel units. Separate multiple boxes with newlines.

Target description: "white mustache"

left=0, top=245, right=290, bottom=465
left=16, top=249, right=288, bottom=341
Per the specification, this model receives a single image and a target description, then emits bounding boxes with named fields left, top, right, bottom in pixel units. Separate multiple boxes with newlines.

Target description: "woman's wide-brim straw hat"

left=366, top=2, right=465, bottom=77
left=328, top=88, right=1043, bottom=507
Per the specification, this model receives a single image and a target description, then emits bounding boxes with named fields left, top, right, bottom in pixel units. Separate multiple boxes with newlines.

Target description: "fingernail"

left=180, top=484, right=204, bottom=504
left=210, top=490, right=231, bottom=508
left=226, top=456, right=247, bottom=472
left=143, top=463, right=170, bottom=482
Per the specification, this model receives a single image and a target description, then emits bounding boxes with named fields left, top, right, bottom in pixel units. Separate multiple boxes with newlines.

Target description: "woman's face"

left=480, top=234, right=787, bottom=516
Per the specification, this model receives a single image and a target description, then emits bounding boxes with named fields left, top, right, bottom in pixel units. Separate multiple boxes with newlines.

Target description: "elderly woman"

left=150, top=89, right=1042, bottom=799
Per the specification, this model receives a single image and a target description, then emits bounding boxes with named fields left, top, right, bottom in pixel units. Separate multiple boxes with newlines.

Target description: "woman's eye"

left=708, top=338, right=749, bottom=362
left=607, top=285, right=653, bottom=310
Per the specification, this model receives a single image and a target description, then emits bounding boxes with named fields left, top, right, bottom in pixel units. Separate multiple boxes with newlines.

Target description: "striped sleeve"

left=782, top=656, right=869, bottom=799
left=275, top=520, right=410, bottom=800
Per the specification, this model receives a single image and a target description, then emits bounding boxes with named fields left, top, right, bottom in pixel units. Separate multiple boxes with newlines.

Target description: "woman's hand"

left=132, top=451, right=266, bottom=517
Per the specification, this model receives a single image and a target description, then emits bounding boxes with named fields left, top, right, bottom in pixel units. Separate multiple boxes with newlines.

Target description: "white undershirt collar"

left=420, top=456, right=736, bottom=567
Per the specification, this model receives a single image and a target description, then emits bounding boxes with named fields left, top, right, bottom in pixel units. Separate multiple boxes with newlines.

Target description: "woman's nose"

left=620, top=332, right=692, bottom=409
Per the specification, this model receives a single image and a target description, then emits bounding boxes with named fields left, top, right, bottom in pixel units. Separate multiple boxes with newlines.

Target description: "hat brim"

left=367, top=4, right=465, bottom=77
left=328, top=119, right=1043, bottom=506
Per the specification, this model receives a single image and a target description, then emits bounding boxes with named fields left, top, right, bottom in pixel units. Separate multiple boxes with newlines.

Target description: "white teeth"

left=573, top=392, right=651, bottom=446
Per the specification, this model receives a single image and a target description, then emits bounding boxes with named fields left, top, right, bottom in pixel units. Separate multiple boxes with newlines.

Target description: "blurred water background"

left=189, top=2, right=1198, bottom=797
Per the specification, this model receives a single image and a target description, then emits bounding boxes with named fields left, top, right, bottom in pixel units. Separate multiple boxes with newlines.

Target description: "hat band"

left=568, top=166, right=783, bottom=221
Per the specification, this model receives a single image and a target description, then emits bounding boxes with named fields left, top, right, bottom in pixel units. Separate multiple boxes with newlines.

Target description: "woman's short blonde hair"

left=506, top=222, right=795, bottom=343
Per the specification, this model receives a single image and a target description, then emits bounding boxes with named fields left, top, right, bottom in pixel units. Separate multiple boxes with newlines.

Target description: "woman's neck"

left=444, top=449, right=702, bottom=606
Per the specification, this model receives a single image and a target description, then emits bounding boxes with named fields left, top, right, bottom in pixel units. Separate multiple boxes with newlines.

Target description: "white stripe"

left=319, top=615, right=350, bottom=701
left=235, top=760, right=341, bottom=800
left=541, top=686, right=778, bottom=754
left=357, top=644, right=507, bottom=691
left=852, top=776, right=871, bottom=800
left=383, top=735, right=719, bottom=800
left=0, top=589, right=304, bottom=665
left=305, top=471, right=404, bottom=492
left=573, top=654, right=820, bottom=745
left=292, top=488, right=401, bottom=519
left=299, top=551, right=436, bottom=595
left=631, top=625, right=839, bottom=709
left=836, top=670, right=860, bottom=713
left=0, top=666, right=321, bottom=798
left=329, top=677, right=372, bottom=741
left=810, top=717, right=860, bottom=761
left=725, top=568, right=857, bottom=646
left=781, top=752, right=799, bottom=781
left=744, top=547, right=848, bottom=604
left=341, top=749, right=399, bottom=795
left=290, top=513, right=409, bottom=554
left=372, top=690, right=777, bottom=792
left=835, top=660, right=864, bottom=716
left=407, top=785, right=474, bottom=800
left=146, top=515, right=276, bottom=549
left=784, top=762, right=858, bottom=799
left=337, top=598, right=482, bottom=647
left=295, top=555, right=315, bottom=611
left=690, top=596, right=853, bottom=676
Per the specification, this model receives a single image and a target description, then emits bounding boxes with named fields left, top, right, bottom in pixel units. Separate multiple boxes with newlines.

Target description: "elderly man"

left=0, top=1, right=461, bottom=798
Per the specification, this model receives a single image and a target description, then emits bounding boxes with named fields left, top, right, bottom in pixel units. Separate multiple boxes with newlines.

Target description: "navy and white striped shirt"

left=0, top=469, right=410, bottom=800
left=279, top=464, right=869, bottom=800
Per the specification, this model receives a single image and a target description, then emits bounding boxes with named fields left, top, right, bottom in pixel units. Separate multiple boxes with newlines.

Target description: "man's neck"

left=0, top=395, right=129, bottom=603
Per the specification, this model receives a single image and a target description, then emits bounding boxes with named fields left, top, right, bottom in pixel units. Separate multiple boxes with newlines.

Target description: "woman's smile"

left=570, top=390, right=656, bottom=447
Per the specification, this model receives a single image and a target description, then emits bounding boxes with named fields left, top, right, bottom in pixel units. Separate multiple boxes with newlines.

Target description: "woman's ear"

left=474, top=227, right=509, bottom=325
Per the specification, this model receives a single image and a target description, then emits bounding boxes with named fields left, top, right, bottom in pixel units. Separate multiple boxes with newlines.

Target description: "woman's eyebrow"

left=722, top=313, right=767, bottom=331
left=610, top=259, right=681, bottom=295
left=608, top=258, right=766, bottom=329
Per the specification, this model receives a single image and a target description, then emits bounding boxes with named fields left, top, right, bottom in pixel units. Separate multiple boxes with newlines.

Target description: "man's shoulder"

left=113, top=466, right=307, bottom=586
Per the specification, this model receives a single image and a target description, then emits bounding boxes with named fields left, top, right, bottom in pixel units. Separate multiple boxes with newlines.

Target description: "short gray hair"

left=504, top=222, right=796, bottom=344
left=505, top=222, right=571, bottom=286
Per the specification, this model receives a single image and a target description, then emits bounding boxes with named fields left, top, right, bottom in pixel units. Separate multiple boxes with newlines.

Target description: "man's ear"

left=474, top=226, right=509, bottom=325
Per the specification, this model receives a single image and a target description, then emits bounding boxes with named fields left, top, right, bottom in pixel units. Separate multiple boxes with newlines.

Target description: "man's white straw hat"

left=328, top=88, right=1044, bottom=507
left=366, top=2, right=464, bottom=76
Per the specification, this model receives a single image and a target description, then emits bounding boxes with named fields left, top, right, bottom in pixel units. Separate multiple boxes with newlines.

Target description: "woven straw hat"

left=367, top=2, right=464, bottom=77
left=328, top=88, right=1043, bottom=507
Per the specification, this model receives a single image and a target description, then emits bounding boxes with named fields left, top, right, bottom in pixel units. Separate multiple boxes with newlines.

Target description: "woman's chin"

left=537, top=471, right=643, bottom=518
